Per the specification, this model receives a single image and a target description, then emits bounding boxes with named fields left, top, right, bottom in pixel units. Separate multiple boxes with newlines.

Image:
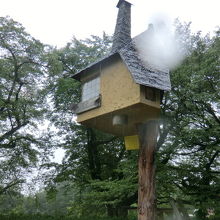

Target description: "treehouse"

left=72, top=0, right=171, bottom=140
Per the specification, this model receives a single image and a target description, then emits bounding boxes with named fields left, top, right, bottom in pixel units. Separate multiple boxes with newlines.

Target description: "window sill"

left=72, top=95, right=101, bottom=114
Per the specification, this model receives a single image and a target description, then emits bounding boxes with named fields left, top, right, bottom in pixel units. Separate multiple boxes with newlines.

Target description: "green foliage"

left=0, top=15, right=219, bottom=219
left=44, top=22, right=220, bottom=219
left=44, top=34, right=139, bottom=218
left=0, top=214, right=136, bottom=220
left=0, top=16, right=53, bottom=195
left=156, top=26, right=220, bottom=218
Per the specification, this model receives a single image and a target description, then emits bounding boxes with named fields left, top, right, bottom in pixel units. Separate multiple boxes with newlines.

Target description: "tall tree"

left=156, top=27, right=220, bottom=219
left=0, top=16, right=50, bottom=194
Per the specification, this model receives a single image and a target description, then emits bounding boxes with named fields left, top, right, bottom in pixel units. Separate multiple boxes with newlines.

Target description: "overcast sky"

left=1, top=0, right=220, bottom=48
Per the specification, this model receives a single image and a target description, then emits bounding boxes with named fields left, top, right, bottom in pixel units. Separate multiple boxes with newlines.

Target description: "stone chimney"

left=111, top=0, right=132, bottom=53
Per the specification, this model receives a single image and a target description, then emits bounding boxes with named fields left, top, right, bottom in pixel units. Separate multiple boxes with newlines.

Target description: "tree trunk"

left=86, top=128, right=101, bottom=180
left=138, top=120, right=158, bottom=220
left=117, top=206, right=128, bottom=218
left=170, top=200, right=183, bottom=220
left=177, top=200, right=190, bottom=220
left=107, top=204, right=115, bottom=217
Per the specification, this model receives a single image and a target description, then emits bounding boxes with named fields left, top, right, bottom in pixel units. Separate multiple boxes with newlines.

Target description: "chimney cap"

left=116, top=0, right=132, bottom=8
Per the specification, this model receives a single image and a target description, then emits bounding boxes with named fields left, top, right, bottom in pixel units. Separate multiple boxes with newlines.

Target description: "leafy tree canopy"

left=0, top=16, right=52, bottom=195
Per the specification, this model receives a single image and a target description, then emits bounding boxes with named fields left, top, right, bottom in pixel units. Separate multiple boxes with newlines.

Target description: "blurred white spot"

left=135, top=13, right=188, bottom=71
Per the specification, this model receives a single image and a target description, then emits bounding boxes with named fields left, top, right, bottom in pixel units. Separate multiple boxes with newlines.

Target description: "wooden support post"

left=138, top=120, right=159, bottom=220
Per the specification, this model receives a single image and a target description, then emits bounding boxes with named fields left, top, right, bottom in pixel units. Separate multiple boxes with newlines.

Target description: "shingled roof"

left=72, top=0, right=171, bottom=91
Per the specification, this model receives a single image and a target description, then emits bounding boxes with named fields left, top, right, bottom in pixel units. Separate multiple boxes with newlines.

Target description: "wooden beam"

left=137, top=120, right=159, bottom=220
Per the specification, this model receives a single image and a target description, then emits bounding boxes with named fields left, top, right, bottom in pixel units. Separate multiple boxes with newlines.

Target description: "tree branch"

left=0, top=179, right=24, bottom=195
left=0, top=122, right=28, bottom=143
left=95, top=136, right=118, bottom=146
left=206, top=150, right=219, bottom=170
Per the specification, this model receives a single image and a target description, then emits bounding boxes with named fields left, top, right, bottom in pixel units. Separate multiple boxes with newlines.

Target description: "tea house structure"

left=72, top=0, right=171, bottom=148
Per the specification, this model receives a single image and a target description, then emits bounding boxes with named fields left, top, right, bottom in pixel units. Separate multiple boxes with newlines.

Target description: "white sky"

left=1, top=0, right=219, bottom=48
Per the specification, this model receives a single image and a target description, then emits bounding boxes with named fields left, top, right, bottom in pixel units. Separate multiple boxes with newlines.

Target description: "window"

left=145, top=87, right=156, bottom=102
left=82, top=77, right=100, bottom=102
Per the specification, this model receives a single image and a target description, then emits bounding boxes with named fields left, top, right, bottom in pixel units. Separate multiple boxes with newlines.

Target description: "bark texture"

left=138, top=120, right=158, bottom=220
